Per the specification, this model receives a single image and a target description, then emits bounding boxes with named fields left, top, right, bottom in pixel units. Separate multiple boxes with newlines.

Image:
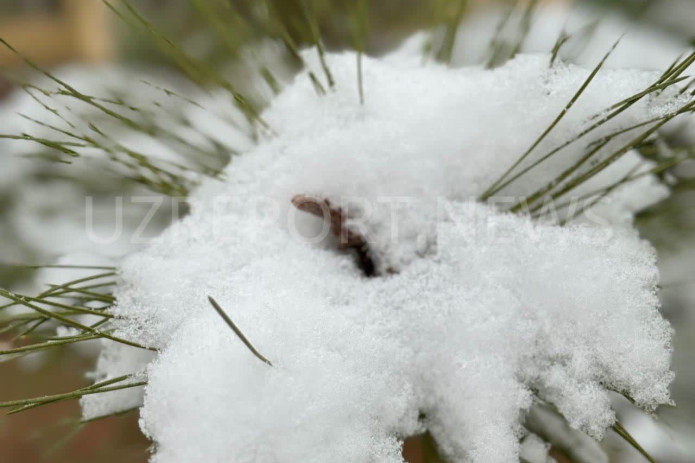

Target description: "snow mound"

left=84, top=50, right=677, bottom=463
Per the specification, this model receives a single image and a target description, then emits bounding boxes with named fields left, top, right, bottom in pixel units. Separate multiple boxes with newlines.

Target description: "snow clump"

left=83, top=49, right=681, bottom=463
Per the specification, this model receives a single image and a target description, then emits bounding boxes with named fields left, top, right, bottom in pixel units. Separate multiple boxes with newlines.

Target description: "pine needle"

left=103, top=0, right=269, bottom=130
left=485, top=0, right=519, bottom=69
left=300, top=0, right=335, bottom=90
left=613, top=420, right=660, bottom=463
left=207, top=296, right=273, bottom=366
left=0, top=335, right=101, bottom=357
left=0, top=289, right=154, bottom=352
left=550, top=28, right=570, bottom=67
left=507, top=0, right=538, bottom=61
left=349, top=0, right=369, bottom=104
left=0, top=375, right=147, bottom=415
left=0, top=264, right=116, bottom=271
left=509, top=98, right=695, bottom=213
left=480, top=37, right=623, bottom=201
left=436, top=0, right=467, bottom=64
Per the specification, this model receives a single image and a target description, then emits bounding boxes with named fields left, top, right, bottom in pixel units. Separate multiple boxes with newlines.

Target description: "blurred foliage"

left=583, top=0, right=655, bottom=17
left=118, top=0, right=444, bottom=68
left=0, top=0, right=60, bottom=15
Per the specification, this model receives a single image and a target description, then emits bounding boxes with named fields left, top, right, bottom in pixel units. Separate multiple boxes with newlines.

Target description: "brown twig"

left=291, top=195, right=376, bottom=276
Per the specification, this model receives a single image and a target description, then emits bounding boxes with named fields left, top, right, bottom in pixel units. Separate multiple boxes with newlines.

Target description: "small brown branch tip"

left=291, top=195, right=376, bottom=276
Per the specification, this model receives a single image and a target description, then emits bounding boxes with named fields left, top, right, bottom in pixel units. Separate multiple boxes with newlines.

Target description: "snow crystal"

left=84, top=49, right=678, bottom=462
left=81, top=342, right=152, bottom=420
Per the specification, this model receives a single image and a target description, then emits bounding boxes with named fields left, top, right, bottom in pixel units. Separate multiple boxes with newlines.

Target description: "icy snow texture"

left=84, top=51, right=679, bottom=462
left=205, top=50, right=671, bottom=273
left=394, top=3, right=695, bottom=145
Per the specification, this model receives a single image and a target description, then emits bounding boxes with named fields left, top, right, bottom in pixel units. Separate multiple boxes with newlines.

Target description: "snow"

left=97, top=199, right=672, bottom=463
left=394, top=2, right=695, bottom=147
left=197, top=51, right=673, bottom=273
left=81, top=48, right=683, bottom=463
left=80, top=342, right=152, bottom=419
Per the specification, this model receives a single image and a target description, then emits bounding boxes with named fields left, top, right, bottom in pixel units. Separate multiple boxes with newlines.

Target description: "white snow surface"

left=83, top=50, right=681, bottom=462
